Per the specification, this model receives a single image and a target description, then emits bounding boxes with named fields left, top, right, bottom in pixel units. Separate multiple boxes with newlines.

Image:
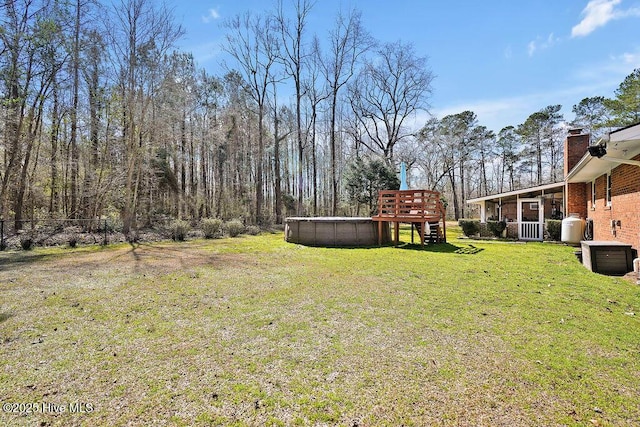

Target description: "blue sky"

left=172, top=0, right=640, bottom=134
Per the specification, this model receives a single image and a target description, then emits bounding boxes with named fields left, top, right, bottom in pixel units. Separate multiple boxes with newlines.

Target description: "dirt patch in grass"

left=1, top=241, right=242, bottom=273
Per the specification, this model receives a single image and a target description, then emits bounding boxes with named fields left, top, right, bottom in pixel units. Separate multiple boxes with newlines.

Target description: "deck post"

left=394, top=222, right=400, bottom=246
left=441, top=218, right=447, bottom=243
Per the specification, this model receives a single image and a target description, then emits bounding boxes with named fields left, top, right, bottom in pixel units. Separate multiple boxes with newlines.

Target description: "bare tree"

left=68, top=0, right=83, bottom=218
left=224, top=12, right=280, bottom=225
left=320, top=8, right=374, bottom=215
left=109, top=0, right=183, bottom=234
left=269, top=85, right=294, bottom=224
left=438, top=111, right=478, bottom=219
left=0, top=0, right=68, bottom=228
left=81, top=28, right=108, bottom=218
left=416, top=117, right=450, bottom=190
left=302, top=35, right=330, bottom=215
left=275, top=0, right=314, bottom=215
left=348, top=40, right=433, bottom=164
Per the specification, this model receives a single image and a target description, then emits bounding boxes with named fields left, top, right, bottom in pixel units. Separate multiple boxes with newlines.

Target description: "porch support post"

left=516, top=195, right=521, bottom=240
left=479, top=200, right=486, bottom=223
left=538, top=195, right=544, bottom=240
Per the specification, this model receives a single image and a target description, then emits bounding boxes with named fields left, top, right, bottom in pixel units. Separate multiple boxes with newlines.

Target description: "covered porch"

left=467, top=182, right=565, bottom=241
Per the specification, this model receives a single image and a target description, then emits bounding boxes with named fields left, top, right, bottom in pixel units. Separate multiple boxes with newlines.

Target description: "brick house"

left=468, top=123, right=640, bottom=252
left=565, top=122, right=640, bottom=253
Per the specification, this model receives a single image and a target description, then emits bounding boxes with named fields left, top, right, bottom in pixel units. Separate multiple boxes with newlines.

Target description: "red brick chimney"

left=564, top=128, right=589, bottom=177
left=564, top=128, right=589, bottom=219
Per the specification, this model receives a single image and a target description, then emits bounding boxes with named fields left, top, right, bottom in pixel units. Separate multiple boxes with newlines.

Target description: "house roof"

left=467, top=182, right=565, bottom=204
left=566, top=122, right=640, bottom=183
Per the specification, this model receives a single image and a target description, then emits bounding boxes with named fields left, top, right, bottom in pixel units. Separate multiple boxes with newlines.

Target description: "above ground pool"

left=284, top=217, right=390, bottom=247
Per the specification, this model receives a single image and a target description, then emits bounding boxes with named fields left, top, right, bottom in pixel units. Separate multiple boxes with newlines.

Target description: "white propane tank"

left=561, top=213, right=585, bottom=244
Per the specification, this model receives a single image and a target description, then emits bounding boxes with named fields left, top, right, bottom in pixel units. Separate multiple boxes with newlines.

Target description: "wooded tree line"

left=1, top=0, right=638, bottom=231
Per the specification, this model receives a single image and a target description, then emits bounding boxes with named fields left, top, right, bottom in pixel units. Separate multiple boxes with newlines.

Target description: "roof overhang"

left=566, top=123, right=640, bottom=183
left=467, top=182, right=565, bottom=204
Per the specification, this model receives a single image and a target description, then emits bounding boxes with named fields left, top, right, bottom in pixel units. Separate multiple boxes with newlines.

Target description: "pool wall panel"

left=285, top=217, right=389, bottom=247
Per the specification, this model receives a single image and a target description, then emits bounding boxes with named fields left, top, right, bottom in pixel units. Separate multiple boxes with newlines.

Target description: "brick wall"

left=501, top=201, right=517, bottom=222
left=586, top=154, right=640, bottom=251
left=566, top=182, right=587, bottom=219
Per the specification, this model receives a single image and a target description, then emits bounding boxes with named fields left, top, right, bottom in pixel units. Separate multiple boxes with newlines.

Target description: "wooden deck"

left=371, top=190, right=446, bottom=246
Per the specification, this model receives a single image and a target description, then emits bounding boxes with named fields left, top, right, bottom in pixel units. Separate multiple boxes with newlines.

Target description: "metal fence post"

left=104, top=219, right=108, bottom=245
left=0, top=220, right=4, bottom=250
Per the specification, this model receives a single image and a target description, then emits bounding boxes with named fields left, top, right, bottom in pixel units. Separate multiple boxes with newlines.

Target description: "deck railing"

left=372, top=189, right=446, bottom=245
left=375, top=190, right=444, bottom=220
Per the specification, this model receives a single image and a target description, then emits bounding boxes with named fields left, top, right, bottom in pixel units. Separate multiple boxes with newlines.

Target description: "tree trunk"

left=256, top=104, right=265, bottom=225
left=458, top=157, right=466, bottom=219
left=274, top=115, right=283, bottom=224
left=69, top=0, right=81, bottom=219
left=180, top=112, right=187, bottom=218
left=49, top=78, right=60, bottom=214
left=448, top=168, right=460, bottom=220
left=311, top=105, right=318, bottom=216
left=330, top=92, right=338, bottom=216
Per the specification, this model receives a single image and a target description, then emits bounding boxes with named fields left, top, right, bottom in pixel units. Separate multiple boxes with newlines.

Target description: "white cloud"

left=504, top=45, right=513, bottom=59
left=571, top=0, right=640, bottom=37
left=202, top=8, right=221, bottom=24
left=618, top=50, right=640, bottom=64
left=571, top=48, right=640, bottom=81
left=527, top=33, right=559, bottom=57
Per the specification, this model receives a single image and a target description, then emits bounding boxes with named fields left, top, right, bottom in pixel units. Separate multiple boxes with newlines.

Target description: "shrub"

left=458, top=219, right=480, bottom=237
left=225, top=219, right=244, bottom=237
left=486, top=220, right=507, bottom=238
left=546, top=219, right=562, bottom=241
left=282, top=194, right=296, bottom=213
left=201, top=218, right=223, bottom=239
left=246, top=225, right=261, bottom=236
left=170, top=220, right=191, bottom=241
left=20, top=236, right=33, bottom=250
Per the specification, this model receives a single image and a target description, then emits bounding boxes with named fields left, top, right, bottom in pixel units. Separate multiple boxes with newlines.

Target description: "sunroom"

left=466, top=182, right=565, bottom=241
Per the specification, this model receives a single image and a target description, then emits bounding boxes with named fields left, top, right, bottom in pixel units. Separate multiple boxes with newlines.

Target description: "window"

left=591, top=180, right=596, bottom=208
left=606, top=172, right=612, bottom=206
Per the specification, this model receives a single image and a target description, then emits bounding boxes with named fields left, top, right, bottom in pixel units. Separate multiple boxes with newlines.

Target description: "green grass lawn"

left=1, top=225, right=639, bottom=426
